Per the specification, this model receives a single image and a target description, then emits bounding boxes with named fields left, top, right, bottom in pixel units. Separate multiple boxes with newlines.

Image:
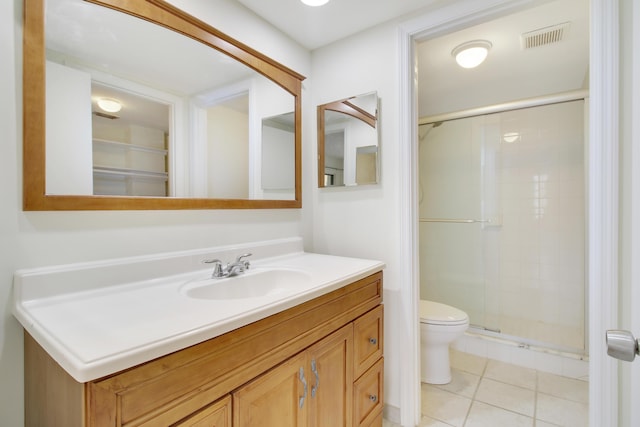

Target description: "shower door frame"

left=398, top=1, right=619, bottom=426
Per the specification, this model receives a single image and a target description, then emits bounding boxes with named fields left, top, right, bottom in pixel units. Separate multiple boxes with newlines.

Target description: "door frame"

left=627, top=1, right=640, bottom=425
left=397, top=0, right=619, bottom=425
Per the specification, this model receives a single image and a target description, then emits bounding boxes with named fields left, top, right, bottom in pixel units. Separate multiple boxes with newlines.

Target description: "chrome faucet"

left=204, top=253, right=252, bottom=278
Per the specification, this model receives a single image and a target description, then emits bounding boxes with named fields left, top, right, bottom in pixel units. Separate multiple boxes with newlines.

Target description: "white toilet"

left=419, top=300, right=469, bottom=384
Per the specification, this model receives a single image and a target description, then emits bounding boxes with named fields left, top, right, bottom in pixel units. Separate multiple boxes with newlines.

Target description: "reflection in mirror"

left=355, top=146, right=378, bottom=185
left=91, top=84, right=170, bottom=197
left=261, top=113, right=295, bottom=199
left=24, top=0, right=304, bottom=210
left=317, top=92, right=379, bottom=188
left=191, top=75, right=294, bottom=200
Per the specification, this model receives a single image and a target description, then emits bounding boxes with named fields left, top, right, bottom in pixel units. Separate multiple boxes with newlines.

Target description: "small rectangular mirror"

left=317, top=92, right=379, bottom=188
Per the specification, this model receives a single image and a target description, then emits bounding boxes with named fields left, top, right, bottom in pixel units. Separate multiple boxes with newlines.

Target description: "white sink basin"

left=181, top=268, right=312, bottom=300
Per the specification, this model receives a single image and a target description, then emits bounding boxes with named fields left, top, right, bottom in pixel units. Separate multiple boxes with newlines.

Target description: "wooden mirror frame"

left=23, top=0, right=305, bottom=210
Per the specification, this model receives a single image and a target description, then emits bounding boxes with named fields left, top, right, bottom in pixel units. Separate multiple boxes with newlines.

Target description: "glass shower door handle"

left=606, top=330, right=640, bottom=362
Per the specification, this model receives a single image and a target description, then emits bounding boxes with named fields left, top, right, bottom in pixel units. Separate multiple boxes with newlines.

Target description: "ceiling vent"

left=93, top=111, right=119, bottom=120
left=521, top=22, right=571, bottom=49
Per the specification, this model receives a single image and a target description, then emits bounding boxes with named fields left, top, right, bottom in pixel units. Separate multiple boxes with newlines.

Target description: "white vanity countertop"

left=13, top=238, right=384, bottom=383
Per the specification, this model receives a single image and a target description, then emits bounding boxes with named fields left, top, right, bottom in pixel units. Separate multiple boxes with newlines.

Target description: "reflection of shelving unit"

left=92, top=125, right=168, bottom=196
left=93, top=165, right=168, bottom=180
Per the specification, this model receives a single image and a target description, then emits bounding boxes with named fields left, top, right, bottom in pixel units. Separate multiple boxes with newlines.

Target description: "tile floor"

left=384, top=350, right=589, bottom=427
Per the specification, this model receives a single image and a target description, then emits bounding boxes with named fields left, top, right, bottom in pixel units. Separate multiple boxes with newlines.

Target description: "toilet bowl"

left=420, top=300, right=469, bottom=384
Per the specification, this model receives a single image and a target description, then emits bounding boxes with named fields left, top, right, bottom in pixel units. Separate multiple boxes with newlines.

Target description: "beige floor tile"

left=484, top=359, right=537, bottom=390
left=382, top=419, right=402, bottom=427
left=432, top=368, right=481, bottom=398
left=420, top=351, right=589, bottom=427
left=536, top=393, right=589, bottom=427
left=450, top=349, right=487, bottom=376
left=537, top=371, right=588, bottom=404
left=421, top=384, right=472, bottom=427
left=465, top=401, right=534, bottom=427
left=475, top=378, right=535, bottom=417
left=418, top=415, right=455, bottom=426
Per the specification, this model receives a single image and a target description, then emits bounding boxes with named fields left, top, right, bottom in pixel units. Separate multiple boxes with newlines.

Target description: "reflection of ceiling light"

left=502, top=132, right=521, bottom=143
left=97, top=98, right=122, bottom=113
left=451, top=40, right=492, bottom=68
left=300, top=0, right=330, bottom=6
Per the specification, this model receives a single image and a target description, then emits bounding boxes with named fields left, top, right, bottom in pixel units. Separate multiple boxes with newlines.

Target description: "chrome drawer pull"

left=311, top=359, right=319, bottom=397
left=369, top=337, right=378, bottom=345
left=299, top=367, right=307, bottom=408
left=369, top=394, right=378, bottom=402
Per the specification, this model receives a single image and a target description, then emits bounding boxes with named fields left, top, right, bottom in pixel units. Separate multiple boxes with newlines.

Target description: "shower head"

left=418, top=121, right=443, bottom=141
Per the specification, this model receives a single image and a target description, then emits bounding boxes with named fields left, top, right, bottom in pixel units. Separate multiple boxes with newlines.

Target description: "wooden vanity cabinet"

left=25, top=271, right=383, bottom=427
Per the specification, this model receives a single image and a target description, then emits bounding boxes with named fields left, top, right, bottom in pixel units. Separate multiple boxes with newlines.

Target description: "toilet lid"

left=420, top=300, right=469, bottom=326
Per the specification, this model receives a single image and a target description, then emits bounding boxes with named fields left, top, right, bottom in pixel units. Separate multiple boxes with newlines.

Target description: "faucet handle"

left=235, top=253, right=252, bottom=262
left=203, top=258, right=224, bottom=278
left=235, top=253, right=252, bottom=269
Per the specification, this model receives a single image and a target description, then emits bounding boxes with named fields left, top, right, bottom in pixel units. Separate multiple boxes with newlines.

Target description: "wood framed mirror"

left=23, top=0, right=305, bottom=210
left=317, top=92, right=379, bottom=188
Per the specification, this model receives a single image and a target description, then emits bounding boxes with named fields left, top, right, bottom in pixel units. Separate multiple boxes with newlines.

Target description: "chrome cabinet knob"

left=606, top=329, right=639, bottom=362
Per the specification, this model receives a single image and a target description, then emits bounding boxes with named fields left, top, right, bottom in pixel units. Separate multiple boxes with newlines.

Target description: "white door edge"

left=588, top=1, right=619, bottom=426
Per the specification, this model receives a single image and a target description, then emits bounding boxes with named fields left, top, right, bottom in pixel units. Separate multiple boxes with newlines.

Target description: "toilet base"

left=420, top=344, right=453, bottom=385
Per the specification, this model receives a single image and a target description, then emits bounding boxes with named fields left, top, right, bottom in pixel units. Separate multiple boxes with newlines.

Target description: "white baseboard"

left=383, top=403, right=401, bottom=424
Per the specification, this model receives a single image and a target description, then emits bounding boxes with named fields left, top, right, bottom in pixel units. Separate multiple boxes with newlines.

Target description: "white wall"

left=310, top=22, right=405, bottom=413
left=207, top=104, right=249, bottom=198
left=261, top=125, right=295, bottom=191
left=45, top=61, right=93, bottom=195
left=0, top=1, right=309, bottom=425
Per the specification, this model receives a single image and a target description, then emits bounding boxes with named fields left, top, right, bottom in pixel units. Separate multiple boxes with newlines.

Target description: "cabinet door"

left=308, top=325, right=354, bottom=427
left=233, top=352, right=308, bottom=427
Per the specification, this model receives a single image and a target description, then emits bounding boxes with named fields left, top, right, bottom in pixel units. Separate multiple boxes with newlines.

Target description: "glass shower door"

left=419, top=115, right=491, bottom=329
left=419, top=99, right=586, bottom=353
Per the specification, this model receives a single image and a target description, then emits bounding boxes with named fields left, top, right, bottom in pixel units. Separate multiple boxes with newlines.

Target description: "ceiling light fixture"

left=502, top=132, right=521, bottom=143
left=451, top=40, right=492, bottom=69
left=300, top=0, right=330, bottom=6
left=97, top=98, right=122, bottom=113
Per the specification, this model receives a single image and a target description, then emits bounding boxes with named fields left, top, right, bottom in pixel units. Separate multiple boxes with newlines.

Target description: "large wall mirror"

left=317, top=92, right=379, bottom=188
left=23, top=0, right=305, bottom=210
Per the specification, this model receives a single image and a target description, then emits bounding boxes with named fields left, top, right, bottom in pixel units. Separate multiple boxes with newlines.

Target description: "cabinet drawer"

left=353, top=305, right=383, bottom=378
left=174, top=395, right=231, bottom=427
left=353, top=358, right=383, bottom=427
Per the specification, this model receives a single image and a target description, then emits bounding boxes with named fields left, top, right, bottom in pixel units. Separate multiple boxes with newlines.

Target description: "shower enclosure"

left=418, top=93, right=587, bottom=354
